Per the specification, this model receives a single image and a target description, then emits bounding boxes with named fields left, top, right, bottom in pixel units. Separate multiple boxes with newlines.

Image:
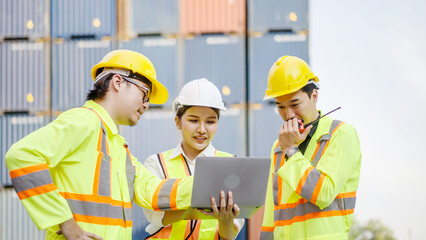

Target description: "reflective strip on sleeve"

left=274, top=192, right=356, bottom=226
left=10, top=164, right=57, bottom=199
left=153, top=178, right=181, bottom=210
left=272, top=149, right=284, bottom=206
left=297, top=167, right=326, bottom=204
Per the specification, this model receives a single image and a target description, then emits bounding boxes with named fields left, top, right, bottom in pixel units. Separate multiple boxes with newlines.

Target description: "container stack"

left=248, top=0, right=310, bottom=158
left=50, top=0, right=115, bottom=116
left=0, top=0, right=49, bottom=238
left=1, top=0, right=310, bottom=239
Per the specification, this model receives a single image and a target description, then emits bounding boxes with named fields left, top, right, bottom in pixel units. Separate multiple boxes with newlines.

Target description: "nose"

left=285, top=108, right=296, bottom=121
left=197, top=122, right=207, bottom=134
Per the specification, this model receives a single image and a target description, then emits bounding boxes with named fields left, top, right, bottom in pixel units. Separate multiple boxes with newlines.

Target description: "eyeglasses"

left=121, top=75, right=150, bottom=103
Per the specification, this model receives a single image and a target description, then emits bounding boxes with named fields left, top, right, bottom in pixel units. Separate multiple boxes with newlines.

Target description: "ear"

left=111, top=75, right=124, bottom=92
left=175, top=116, right=182, bottom=130
left=311, top=89, right=319, bottom=104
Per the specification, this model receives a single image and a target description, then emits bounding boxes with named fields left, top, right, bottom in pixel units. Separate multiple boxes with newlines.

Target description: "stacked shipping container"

left=1, top=0, right=310, bottom=239
left=1, top=1, right=49, bottom=238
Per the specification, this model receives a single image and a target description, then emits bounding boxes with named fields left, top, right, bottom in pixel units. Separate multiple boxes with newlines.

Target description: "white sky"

left=310, top=0, right=426, bottom=239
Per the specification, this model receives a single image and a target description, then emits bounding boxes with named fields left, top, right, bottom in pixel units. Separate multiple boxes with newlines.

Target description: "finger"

left=211, top=196, right=219, bottom=215
left=302, top=125, right=313, bottom=137
left=233, top=204, right=240, bottom=217
left=220, top=190, right=226, bottom=213
left=85, top=231, right=103, bottom=240
left=198, top=209, right=214, bottom=216
left=227, top=191, right=234, bottom=212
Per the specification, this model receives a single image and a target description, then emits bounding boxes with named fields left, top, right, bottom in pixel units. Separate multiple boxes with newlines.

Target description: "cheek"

left=207, top=124, right=218, bottom=136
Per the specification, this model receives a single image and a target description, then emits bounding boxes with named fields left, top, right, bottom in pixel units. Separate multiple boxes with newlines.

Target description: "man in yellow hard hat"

left=259, top=56, right=361, bottom=239
left=5, top=50, right=193, bottom=240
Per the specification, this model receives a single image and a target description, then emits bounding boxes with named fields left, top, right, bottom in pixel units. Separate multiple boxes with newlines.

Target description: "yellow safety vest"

left=146, top=149, right=234, bottom=240
left=5, top=101, right=193, bottom=240
left=260, top=116, right=361, bottom=240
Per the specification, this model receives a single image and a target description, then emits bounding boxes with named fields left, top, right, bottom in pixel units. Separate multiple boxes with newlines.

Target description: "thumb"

left=301, top=125, right=313, bottom=138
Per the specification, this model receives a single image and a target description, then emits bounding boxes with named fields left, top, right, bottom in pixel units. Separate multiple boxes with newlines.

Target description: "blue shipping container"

left=0, top=0, right=48, bottom=39
left=0, top=189, right=45, bottom=240
left=213, top=106, right=246, bottom=157
left=51, top=0, right=116, bottom=38
left=130, top=0, right=178, bottom=34
left=249, top=32, right=309, bottom=103
left=51, top=39, right=113, bottom=112
left=0, top=114, right=49, bottom=186
left=184, top=35, right=245, bottom=105
left=119, top=36, right=178, bottom=107
left=248, top=0, right=308, bottom=32
left=0, top=41, right=49, bottom=113
left=248, top=104, right=283, bottom=158
left=121, top=109, right=178, bottom=162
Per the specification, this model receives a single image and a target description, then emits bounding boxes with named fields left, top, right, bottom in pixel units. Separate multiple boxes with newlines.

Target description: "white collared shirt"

left=142, top=142, right=245, bottom=237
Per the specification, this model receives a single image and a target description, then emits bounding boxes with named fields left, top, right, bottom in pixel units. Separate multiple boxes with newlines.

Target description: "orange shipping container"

left=180, top=0, right=246, bottom=35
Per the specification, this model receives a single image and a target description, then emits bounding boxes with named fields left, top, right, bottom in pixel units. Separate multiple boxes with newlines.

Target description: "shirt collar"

left=169, top=142, right=216, bottom=159
left=83, top=100, right=119, bottom=135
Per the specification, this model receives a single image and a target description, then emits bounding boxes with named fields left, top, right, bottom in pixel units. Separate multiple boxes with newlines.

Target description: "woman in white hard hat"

left=143, top=78, right=244, bottom=240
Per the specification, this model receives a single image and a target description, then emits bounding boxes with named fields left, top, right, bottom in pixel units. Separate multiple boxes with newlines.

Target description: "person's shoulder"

left=54, top=107, right=101, bottom=130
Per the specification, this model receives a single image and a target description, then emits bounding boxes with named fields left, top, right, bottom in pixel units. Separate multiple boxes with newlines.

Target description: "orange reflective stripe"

left=261, top=226, right=275, bottom=232
left=73, top=213, right=132, bottom=228
left=152, top=180, right=167, bottom=210
left=170, top=178, right=182, bottom=210
left=93, top=152, right=103, bottom=195
left=97, top=127, right=102, bottom=151
left=179, top=155, right=191, bottom=176
left=147, top=225, right=173, bottom=239
left=311, top=173, right=325, bottom=204
left=296, top=166, right=314, bottom=195
left=59, top=192, right=132, bottom=208
left=274, top=198, right=309, bottom=210
left=185, top=220, right=202, bottom=240
left=158, top=153, right=169, bottom=178
left=275, top=209, right=354, bottom=226
left=337, top=191, right=356, bottom=199
left=277, top=175, right=283, bottom=205
left=9, top=163, right=49, bottom=178
left=17, top=183, right=57, bottom=199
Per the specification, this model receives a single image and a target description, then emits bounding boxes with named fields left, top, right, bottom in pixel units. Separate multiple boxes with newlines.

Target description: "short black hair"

left=176, top=106, right=220, bottom=120
left=86, top=74, right=113, bottom=101
left=300, top=81, right=319, bottom=98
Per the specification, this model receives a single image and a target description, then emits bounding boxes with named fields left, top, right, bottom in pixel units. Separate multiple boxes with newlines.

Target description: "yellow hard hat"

left=91, top=49, right=168, bottom=104
left=263, top=56, right=319, bottom=100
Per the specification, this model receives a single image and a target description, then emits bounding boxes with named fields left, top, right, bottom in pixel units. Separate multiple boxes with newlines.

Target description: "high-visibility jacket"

left=260, top=115, right=361, bottom=240
left=145, top=148, right=234, bottom=240
left=5, top=100, right=193, bottom=240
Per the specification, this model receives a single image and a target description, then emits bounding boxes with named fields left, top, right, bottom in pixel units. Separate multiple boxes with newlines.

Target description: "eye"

left=189, top=119, right=198, bottom=123
left=277, top=106, right=285, bottom=109
left=292, top=103, right=300, bottom=107
left=207, top=120, right=217, bottom=124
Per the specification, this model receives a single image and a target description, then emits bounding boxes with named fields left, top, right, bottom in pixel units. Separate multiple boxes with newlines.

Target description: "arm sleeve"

left=277, top=123, right=361, bottom=209
left=133, top=160, right=193, bottom=211
left=5, top=108, right=98, bottom=229
left=261, top=141, right=277, bottom=233
left=142, top=154, right=166, bottom=226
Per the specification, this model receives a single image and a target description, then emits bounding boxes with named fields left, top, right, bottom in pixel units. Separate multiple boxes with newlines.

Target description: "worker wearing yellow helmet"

left=6, top=50, right=193, bottom=240
left=142, top=78, right=245, bottom=240
left=260, top=56, right=361, bottom=239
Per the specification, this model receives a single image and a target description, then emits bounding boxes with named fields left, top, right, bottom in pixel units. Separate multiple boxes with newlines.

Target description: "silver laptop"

left=191, top=156, right=270, bottom=219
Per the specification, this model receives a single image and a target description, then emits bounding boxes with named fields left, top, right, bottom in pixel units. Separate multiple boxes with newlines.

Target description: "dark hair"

left=176, top=105, right=220, bottom=120
left=86, top=74, right=114, bottom=101
left=300, top=81, right=319, bottom=98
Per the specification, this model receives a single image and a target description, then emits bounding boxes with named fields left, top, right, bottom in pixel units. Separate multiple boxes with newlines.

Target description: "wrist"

left=285, top=147, right=299, bottom=161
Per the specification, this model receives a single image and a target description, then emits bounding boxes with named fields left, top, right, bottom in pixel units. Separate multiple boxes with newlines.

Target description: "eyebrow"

left=187, top=115, right=217, bottom=119
left=275, top=98, right=300, bottom=105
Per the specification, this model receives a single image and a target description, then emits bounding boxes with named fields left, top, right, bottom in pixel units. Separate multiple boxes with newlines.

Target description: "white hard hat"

left=173, top=78, right=226, bottom=111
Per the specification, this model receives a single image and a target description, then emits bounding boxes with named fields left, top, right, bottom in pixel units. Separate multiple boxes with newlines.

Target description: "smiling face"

left=176, top=106, right=219, bottom=159
left=275, top=88, right=319, bottom=124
